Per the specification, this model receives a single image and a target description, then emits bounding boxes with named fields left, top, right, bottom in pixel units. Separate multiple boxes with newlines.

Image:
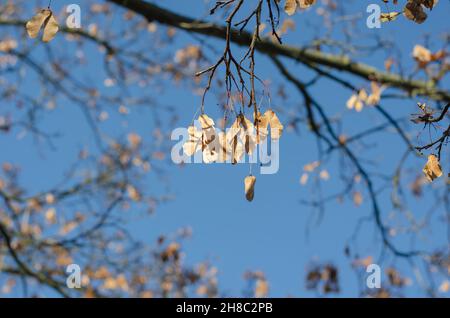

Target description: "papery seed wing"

left=202, top=142, right=219, bottom=164
left=183, top=126, right=202, bottom=156
left=265, top=110, right=284, bottom=140
left=26, top=9, right=51, bottom=39
left=217, top=131, right=231, bottom=163
left=358, top=89, right=368, bottom=101
left=245, top=135, right=257, bottom=155
left=284, top=0, right=298, bottom=15
left=422, top=154, right=443, bottom=182
left=422, top=0, right=439, bottom=10
left=244, top=175, right=256, bottom=202
left=42, top=12, right=59, bottom=42
left=380, top=12, right=401, bottom=23
left=239, top=114, right=254, bottom=131
left=366, top=82, right=383, bottom=105
left=413, top=45, right=432, bottom=63
left=354, top=100, right=364, bottom=112
left=298, top=0, right=316, bottom=9
left=230, top=134, right=239, bottom=165
left=202, top=127, right=217, bottom=145
left=227, top=117, right=241, bottom=138
left=366, top=94, right=378, bottom=106
left=370, top=82, right=381, bottom=97
left=183, top=140, right=200, bottom=156
left=404, top=1, right=427, bottom=24
left=198, top=114, right=215, bottom=130
left=239, top=115, right=257, bottom=154
left=187, top=125, right=202, bottom=139
left=230, top=135, right=244, bottom=164
left=346, top=94, right=357, bottom=110
left=254, top=111, right=269, bottom=143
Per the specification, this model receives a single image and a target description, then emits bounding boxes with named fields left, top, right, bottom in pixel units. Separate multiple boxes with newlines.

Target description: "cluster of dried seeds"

left=182, top=110, right=284, bottom=201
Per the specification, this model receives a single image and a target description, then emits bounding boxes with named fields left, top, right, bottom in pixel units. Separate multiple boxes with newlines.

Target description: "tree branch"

left=107, top=0, right=450, bottom=103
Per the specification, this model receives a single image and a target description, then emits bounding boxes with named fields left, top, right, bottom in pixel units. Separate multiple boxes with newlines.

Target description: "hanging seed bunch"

left=182, top=109, right=283, bottom=201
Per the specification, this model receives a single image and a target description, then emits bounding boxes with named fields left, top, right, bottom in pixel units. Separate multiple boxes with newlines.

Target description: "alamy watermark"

left=66, top=4, right=81, bottom=29
left=66, top=264, right=81, bottom=289
left=366, top=4, right=382, bottom=29
left=366, top=264, right=381, bottom=289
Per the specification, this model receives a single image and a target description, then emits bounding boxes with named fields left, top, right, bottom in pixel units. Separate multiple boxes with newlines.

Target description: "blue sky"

left=1, top=0, right=449, bottom=297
